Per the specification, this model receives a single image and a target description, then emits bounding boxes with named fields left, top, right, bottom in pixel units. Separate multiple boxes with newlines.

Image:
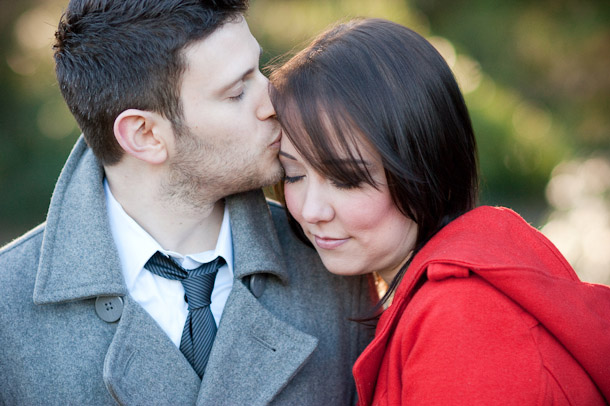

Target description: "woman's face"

left=279, top=136, right=418, bottom=283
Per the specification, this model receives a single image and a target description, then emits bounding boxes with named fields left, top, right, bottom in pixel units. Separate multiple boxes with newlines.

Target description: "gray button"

left=95, top=296, right=123, bottom=323
left=249, top=274, right=266, bottom=298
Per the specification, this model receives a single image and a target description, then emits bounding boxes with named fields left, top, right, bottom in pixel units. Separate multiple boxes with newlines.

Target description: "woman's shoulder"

left=396, top=272, right=538, bottom=340
left=382, top=275, right=547, bottom=404
left=381, top=270, right=606, bottom=405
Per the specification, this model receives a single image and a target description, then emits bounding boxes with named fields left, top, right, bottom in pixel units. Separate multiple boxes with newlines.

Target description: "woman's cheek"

left=284, top=185, right=304, bottom=223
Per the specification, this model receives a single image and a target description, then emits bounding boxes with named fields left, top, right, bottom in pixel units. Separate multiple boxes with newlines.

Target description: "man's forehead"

left=181, top=18, right=260, bottom=89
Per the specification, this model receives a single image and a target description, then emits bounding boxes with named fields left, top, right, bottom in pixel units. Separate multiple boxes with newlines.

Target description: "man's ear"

left=113, top=109, right=170, bottom=164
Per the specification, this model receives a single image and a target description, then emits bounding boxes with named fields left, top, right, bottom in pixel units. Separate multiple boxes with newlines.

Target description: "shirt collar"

left=104, top=179, right=234, bottom=290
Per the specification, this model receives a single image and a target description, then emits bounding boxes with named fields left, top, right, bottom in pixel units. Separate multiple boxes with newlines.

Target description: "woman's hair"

left=270, top=18, right=479, bottom=307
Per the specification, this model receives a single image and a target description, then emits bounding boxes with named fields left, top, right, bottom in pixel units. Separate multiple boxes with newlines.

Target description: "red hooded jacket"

left=353, top=206, right=610, bottom=405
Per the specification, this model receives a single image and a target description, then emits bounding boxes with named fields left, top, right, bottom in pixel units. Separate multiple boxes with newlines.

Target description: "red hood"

left=358, top=206, right=610, bottom=403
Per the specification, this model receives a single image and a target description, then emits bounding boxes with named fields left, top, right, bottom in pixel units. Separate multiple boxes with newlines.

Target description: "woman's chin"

left=319, top=259, right=366, bottom=277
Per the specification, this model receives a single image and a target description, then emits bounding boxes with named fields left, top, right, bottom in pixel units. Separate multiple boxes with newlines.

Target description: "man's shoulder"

left=0, top=223, right=45, bottom=261
left=266, top=198, right=291, bottom=233
left=265, top=199, right=314, bottom=256
left=266, top=199, right=299, bottom=237
left=266, top=198, right=284, bottom=215
left=0, top=223, right=45, bottom=300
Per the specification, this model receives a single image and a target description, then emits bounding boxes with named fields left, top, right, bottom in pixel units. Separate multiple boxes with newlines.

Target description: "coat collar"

left=226, top=190, right=288, bottom=284
left=33, top=137, right=126, bottom=304
left=33, top=136, right=289, bottom=305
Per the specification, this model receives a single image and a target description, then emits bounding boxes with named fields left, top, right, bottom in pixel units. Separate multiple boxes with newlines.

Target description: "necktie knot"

left=182, top=257, right=224, bottom=310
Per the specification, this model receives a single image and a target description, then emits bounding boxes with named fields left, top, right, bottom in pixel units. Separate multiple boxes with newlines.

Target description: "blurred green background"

left=1, top=0, right=609, bottom=283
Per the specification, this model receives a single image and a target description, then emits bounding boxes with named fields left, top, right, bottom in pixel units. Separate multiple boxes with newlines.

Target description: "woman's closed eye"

left=284, top=174, right=304, bottom=184
left=330, top=179, right=361, bottom=190
left=284, top=172, right=362, bottom=190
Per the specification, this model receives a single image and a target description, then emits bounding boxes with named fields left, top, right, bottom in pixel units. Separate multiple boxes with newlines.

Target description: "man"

left=0, top=1, right=373, bottom=404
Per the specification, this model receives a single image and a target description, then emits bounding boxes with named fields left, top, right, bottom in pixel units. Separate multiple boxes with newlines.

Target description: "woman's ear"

left=113, top=109, right=169, bottom=164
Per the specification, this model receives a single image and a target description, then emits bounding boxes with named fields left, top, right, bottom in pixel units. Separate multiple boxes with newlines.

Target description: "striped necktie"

left=145, top=251, right=224, bottom=378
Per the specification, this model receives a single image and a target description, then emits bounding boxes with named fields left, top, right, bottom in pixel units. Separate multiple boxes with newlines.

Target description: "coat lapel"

left=103, top=295, right=201, bottom=405
left=195, top=192, right=318, bottom=405
left=197, top=279, right=318, bottom=405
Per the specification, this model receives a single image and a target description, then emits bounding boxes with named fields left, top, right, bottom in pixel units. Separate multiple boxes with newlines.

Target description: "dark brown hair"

left=54, top=0, right=248, bottom=165
left=270, top=18, right=479, bottom=308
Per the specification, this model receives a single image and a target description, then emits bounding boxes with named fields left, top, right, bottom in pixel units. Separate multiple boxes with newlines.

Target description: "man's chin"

left=225, top=163, right=283, bottom=196
left=260, top=162, right=284, bottom=187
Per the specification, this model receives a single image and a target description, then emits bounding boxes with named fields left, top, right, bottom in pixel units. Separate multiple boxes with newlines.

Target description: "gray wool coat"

left=0, top=137, right=373, bottom=405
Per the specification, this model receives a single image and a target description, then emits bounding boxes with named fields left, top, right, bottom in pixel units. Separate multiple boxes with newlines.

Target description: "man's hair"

left=54, top=0, right=248, bottom=165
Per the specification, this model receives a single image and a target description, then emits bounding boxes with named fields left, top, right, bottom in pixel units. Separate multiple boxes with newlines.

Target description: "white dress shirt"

left=104, top=179, right=234, bottom=347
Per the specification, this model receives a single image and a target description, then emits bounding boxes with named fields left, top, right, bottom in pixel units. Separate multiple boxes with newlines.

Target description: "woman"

left=270, top=18, right=610, bottom=405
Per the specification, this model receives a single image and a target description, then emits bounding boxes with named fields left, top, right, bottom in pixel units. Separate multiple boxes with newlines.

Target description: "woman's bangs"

left=288, top=96, right=377, bottom=188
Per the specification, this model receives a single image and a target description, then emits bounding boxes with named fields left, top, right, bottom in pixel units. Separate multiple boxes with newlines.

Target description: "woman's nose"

left=300, top=185, right=335, bottom=224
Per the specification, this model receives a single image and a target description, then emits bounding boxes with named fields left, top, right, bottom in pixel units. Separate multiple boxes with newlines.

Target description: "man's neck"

left=105, top=165, right=224, bottom=255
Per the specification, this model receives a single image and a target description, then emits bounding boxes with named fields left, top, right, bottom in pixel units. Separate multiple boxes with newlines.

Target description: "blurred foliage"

left=1, top=0, right=609, bottom=282
left=0, top=0, right=80, bottom=242
left=414, top=0, right=610, bottom=213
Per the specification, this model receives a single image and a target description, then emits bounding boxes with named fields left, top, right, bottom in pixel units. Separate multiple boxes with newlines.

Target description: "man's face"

left=163, top=17, right=282, bottom=207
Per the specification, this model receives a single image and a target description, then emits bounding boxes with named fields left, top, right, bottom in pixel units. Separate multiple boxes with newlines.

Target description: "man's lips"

left=313, top=235, right=349, bottom=249
left=269, top=130, right=282, bottom=148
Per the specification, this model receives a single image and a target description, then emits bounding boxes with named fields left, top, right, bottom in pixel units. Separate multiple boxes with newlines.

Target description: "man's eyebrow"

left=216, top=46, right=264, bottom=96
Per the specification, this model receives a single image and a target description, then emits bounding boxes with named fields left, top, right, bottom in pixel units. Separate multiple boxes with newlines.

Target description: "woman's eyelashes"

left=330, top=180, right=361, bottom=190
left=284, top=174, right=304, bottom=184
left=283, top=172, right=361, bottom=190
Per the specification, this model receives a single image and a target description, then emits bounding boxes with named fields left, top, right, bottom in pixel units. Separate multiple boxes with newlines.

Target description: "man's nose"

left=257, top=76, right=275, bottom=121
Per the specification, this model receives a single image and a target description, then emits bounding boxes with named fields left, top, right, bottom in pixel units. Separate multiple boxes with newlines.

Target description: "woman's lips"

left=313, top=235, right=349, bottom=250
